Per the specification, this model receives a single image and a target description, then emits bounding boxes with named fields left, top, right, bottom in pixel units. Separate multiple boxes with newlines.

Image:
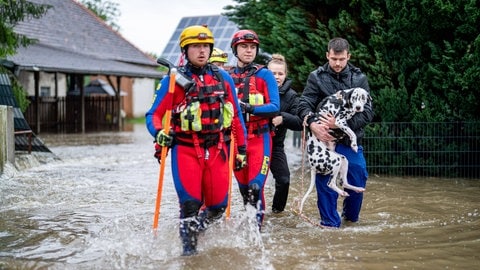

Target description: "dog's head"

left=346, top=87, right=371, bottom=113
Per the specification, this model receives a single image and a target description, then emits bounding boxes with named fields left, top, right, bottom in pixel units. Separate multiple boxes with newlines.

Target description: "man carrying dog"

left=297, top=37, right=374, bottom=228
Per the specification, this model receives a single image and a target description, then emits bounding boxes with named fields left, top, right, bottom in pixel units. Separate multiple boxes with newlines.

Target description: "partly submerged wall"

left=0, top=105, right=15, bottom=174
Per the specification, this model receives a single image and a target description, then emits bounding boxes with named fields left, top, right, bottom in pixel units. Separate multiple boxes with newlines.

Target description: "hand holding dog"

left=310, top=122, right=335, bottom=142
left=319, top=113, right=336, bottom=129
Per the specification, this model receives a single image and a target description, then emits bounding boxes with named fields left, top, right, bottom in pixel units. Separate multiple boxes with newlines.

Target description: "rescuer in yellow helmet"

left=209, top=47, right=228, bottom=69
left=146, top=25, right=247, bottom=256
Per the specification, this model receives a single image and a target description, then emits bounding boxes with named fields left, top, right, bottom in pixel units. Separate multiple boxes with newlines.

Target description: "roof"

left=161, top=15, right=239, bottom=67
left=10, top=43, right=161, bottom=78
left=7, top=0, right=162, bottom=79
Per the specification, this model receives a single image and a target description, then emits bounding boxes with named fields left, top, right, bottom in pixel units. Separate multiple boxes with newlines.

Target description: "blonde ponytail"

left=268, top=53, right=288, bottom=75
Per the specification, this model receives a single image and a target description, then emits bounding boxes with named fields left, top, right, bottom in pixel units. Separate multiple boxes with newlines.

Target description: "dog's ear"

left=358, top=88, right=372, bottom=103
left=343, top=89, right=353, bottom=101
left=367, top=92, right=372, bottom=103
left=335, top=90, right=344, bottom=99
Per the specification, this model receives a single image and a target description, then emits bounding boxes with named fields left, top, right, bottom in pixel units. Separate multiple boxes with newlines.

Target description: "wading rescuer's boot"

left=243, top=183, right=263, bottom=230
left=240, top=183, right=260, bottom=207
left=197, top=207, right=225, bottom=232
left=247, top=183, right=260, bottom=207
left=179, top=217, right=199, bottom=256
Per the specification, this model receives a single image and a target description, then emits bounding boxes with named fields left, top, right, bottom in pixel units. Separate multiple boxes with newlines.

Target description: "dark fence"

left=24, top=96, right=120, bottom=133
left=363, top=122, right=480, bottom=179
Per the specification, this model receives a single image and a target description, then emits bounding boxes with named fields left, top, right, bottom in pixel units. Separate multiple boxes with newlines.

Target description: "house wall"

left=18, top=71, right=67, bottom=97
left=132, top=77, right=156, bottom=118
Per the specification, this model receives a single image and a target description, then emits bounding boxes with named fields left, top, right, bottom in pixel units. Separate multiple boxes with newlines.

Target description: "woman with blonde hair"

left=267, top=53, right=303, bottom=213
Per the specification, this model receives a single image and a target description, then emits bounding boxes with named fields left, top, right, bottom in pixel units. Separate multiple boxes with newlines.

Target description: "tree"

left=224, top=0, right=480, bottom=122
left=224, top=0, right=373, bottom=93
left=80, top=0, right=121, bottom=31
left=0, top=0, right=49, bottom=112
left=379, top=0, right=480, bottom=122
left=0, top=0, right=50, bottom=58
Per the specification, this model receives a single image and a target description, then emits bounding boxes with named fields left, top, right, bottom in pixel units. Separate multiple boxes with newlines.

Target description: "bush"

left=11, top=77, right=30, bottom=113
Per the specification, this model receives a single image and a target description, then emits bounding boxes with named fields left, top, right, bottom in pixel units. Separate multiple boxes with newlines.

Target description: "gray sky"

left=115, top=0, right=235, bottom=55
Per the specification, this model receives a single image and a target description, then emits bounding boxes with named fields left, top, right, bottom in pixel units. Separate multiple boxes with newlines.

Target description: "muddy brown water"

left=1, top=125, right=479, bottom=269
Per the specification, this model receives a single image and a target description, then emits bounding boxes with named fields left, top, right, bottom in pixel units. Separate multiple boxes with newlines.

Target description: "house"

left=5, top=0, right=163, bottom=133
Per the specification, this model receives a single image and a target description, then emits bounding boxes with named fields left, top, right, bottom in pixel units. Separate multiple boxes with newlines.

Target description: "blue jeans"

left=315, top=144, right=368, bottom=227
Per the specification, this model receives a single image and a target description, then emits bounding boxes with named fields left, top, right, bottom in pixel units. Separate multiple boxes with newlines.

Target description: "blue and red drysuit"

left=146, top=63, right=247, bottom=229
left=230, top=63, right=280, bottom=230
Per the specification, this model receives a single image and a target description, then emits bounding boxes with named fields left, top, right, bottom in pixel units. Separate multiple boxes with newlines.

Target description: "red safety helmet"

left=230, top=29, right=260, bottom=56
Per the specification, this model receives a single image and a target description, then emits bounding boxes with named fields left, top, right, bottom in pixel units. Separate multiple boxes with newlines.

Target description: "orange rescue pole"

left=225, top=136, right=235, bottom=219
left=153, top=68, right=177, bottom=230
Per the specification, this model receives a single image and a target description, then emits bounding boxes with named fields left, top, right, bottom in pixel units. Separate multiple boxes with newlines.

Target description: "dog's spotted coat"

left=299, top=87, right=371, bottom=213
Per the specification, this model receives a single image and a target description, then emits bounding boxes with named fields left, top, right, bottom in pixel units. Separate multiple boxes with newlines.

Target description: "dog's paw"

left=350, top=187, right=366, bottom=193
left=351, top=144, right=358, bottom=153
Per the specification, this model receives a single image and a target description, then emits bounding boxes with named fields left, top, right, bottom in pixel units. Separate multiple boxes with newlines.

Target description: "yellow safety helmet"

left=209, top=48, right=228, bottom=63
left=179, top=25, right=214, bottom=52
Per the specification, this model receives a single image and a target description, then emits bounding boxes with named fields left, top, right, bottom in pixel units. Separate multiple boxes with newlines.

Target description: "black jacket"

left=272, top=79, right=303, bottom=149
left=297, top=63, right=374, bottom=145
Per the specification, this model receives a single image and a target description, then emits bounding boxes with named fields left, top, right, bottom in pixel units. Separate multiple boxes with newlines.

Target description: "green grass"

left=126, top=117, right=146, bottom=124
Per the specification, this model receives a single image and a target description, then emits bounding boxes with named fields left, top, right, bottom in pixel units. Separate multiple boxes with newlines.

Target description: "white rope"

left=288, top=119, right=326, bottom=228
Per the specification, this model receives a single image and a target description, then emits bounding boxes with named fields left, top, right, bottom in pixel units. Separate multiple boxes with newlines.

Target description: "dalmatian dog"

left=299, top=87, right=371, bottom=213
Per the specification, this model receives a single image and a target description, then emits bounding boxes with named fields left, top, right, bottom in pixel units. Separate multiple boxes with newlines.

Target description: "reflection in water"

left=1, top=125, right=479, bottom=269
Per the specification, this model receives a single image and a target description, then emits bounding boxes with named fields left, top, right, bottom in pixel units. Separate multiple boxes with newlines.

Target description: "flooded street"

left=1, top=124, right=479, bottom=269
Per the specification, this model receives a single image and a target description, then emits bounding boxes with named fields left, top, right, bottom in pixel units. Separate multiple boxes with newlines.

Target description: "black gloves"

left=153, top=142, right=170, bottom=164
left=153, top=143, right=162, bottom=163
left=240, top=101, right=254, bottom=114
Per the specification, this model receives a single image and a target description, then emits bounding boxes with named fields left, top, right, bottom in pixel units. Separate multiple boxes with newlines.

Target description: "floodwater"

left=1, top=124, right=479, bottom=270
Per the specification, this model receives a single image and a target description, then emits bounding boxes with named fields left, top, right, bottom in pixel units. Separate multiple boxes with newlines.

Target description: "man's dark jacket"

left=297, top=63, right=374, bottom=145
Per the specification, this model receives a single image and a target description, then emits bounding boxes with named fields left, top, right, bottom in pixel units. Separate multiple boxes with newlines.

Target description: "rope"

left=288, top=120, right=325, bottom=228
left=299, top=113, right=310, bottom=195
left=290, top=204, right=326, bottom=228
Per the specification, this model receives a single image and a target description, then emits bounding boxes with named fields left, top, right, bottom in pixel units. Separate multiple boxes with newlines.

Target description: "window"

left=40, top=86, right=51, bottom=97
